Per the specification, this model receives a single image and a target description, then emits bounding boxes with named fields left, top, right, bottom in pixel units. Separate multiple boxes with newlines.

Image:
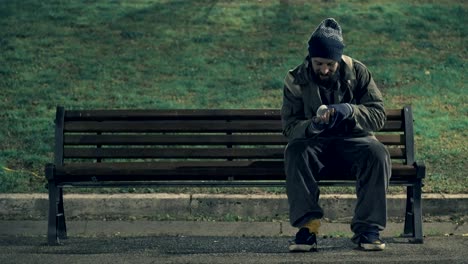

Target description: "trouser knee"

left=367, top=140, right=391, bottom=165
left=284, top=139, right=310, bottom=166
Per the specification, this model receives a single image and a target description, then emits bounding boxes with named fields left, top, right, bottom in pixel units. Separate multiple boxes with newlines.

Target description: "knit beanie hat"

left=308, top=18, right=344, bottom=62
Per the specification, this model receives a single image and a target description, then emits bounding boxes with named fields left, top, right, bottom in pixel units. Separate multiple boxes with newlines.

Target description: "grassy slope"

left=0, top=0, right=466, bottom=193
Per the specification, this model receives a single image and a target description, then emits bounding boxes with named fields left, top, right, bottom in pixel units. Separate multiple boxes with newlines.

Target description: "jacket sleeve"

left=280, top=73, right=315, bottom=140
left=348, top=61, right=386, bottom=132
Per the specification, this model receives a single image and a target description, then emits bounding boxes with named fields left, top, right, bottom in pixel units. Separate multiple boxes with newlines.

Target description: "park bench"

left=45, top=105, right=425, bottom=245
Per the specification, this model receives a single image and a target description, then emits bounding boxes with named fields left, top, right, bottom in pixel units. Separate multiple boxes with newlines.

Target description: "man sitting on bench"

left=281, top=18, right=391, bottom=252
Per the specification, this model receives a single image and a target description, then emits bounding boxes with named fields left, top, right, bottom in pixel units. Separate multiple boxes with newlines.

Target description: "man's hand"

left=308, top=105, right=333, bottom=134
left=328, top=103, right=353, bottom=128
left=308, top=118, right=327, bottom=134
left=307, top=104, right=353, bottom=135
left=313, top=105, right=335, bottom=125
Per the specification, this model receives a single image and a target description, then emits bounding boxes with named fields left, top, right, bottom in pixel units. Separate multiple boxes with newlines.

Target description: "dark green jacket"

left=281, top=55, right=386, bottom=141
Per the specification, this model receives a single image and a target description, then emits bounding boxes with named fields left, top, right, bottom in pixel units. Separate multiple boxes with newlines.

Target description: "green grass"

left=0, top=0, right=466, bottom=194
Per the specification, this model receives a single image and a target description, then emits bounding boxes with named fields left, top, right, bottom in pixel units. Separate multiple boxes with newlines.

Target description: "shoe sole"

left=360, top=243, right=385, bottom=251
left=288, top=244, right=317, bottom=252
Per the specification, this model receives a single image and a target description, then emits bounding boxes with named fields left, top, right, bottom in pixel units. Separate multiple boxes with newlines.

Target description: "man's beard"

left=312, top=71, right=339, bottom=88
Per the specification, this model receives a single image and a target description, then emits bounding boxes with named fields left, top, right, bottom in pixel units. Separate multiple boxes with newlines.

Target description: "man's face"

left=311, top=57, right=339, bottom=81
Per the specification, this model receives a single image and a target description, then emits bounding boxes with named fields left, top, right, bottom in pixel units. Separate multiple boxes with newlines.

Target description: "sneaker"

left=352, top=232, right=386, bottom=251
left=288, top=228, right=317, bottom=252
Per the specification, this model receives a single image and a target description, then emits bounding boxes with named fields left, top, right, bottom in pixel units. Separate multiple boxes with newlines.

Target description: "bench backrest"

left=54, top=106, right=415, bottom=167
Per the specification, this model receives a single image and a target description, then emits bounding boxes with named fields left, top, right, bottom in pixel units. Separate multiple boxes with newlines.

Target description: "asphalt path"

left=1, top=235, right=467, bottom=264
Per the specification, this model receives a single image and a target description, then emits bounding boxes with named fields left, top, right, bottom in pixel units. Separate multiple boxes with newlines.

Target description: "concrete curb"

left=1, top=193, right=467, bottom=221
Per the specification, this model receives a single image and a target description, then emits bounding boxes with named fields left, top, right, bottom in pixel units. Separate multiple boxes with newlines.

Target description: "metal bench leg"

left=411, top=180, right=424, bottom=243
left=47, top=181, right=60, bottom=245
left=57, top=188, right=67, bottom=239
left=403, top=186, right=414, bottom=237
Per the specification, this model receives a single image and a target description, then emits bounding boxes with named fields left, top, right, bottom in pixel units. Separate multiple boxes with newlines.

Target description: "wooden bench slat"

left=63, top=134, right=404, bottom=146
left=64, top=134, right=289, bottom=145
left=64, top=109, right=403, bottom=121
left=61, top=161, right=281, bottom=169
left=65, top=109, right=282, bottom=121
left=64, top=120, right=283, bottom=133
left=64, top=120, right=403, bottom=133
left=64, top=147, right=286, bottom=159
left=55, top=162, right=416, bottom=180
left=382, top=121, right=403, bottom=131
left=377, top=134, right=405, bottom=145
left=386, top=109, right=403, bottom=120
left=63, top=147, right=405, bottom=159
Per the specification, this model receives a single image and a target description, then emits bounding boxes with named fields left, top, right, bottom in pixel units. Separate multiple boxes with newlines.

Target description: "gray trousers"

left=284, top=136, right=391, bottom=234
